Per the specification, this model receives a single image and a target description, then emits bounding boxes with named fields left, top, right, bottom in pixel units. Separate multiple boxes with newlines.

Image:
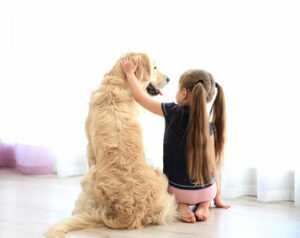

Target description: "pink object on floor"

left=0, top=141, right=16, bottom=167
left=0, top=139, right=54, bottom=175
left=168, top=183, right=217, bottom=205
left=15, top=143, right=54, bottom=175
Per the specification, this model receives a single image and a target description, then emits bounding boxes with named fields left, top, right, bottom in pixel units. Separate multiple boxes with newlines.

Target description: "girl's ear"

left=182, top=88, right=189, bottom=99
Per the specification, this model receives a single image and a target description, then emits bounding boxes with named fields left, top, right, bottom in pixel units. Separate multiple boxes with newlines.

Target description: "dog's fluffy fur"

left=44, top=53, right=177, bottom=238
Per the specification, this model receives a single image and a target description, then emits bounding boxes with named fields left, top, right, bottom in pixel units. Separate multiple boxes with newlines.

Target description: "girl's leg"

left=194, top=184, right=217, bottom=221
left=168, top=183, right=217, bottom=222
left=177, top=203, right=196, bottom=223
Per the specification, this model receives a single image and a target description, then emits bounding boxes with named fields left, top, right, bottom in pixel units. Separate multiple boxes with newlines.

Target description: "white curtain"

left=1, top=0, right=299, bottom=205
left=221, top=168, right=300, bottom=206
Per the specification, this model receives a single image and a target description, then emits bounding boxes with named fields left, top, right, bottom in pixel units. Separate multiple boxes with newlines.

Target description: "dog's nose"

left=166, top=77, right=170, bottom=83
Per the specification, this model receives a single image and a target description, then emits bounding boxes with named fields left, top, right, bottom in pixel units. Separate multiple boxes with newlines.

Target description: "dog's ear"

left=133, top=53, right=151, bottom=83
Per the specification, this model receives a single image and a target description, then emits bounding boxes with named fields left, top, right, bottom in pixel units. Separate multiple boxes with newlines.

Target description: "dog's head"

left=121, top=52, right=170, bottom=96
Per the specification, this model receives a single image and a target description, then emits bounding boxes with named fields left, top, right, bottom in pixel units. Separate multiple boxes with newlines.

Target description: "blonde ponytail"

left=210, top=83, right=226, bottom=168
left=186, top=83, right=214, bottom=186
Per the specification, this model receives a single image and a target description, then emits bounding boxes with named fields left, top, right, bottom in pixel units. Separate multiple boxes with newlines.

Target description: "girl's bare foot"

left=194, top=201, right=210, bottom=221
left=178, top=203, right=196, bottom=223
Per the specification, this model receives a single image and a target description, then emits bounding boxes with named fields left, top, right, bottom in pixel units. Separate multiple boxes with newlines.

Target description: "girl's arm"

left=211, top=134, right=231, bottom=209
left=121, top=56, right=164, bottom=117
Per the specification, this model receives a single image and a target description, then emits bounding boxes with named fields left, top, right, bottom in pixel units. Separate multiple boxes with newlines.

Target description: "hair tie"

left=196, top=80, right=219, bottom=88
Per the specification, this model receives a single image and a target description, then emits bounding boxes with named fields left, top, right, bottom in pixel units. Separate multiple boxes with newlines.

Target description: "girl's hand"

left=120, top=56, right=139, bottom=77
left=214, top=196, right=231, bottom=209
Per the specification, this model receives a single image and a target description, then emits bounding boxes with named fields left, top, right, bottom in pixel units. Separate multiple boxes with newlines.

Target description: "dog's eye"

left=153, top=66, right=157, bottom=70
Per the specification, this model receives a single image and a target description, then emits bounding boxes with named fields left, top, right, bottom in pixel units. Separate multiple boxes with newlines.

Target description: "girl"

left=121, top=56, right=230, bottom=223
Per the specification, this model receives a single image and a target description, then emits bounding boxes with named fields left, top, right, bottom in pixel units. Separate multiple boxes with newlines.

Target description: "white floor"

left=0, top=167, right=299, bottom=238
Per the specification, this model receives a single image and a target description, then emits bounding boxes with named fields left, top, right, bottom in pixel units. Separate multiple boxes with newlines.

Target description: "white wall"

left=0, top=0, right=299, bottom=172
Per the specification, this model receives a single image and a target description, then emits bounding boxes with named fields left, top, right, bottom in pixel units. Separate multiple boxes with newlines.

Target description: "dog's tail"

left=43, top=215, right=103, bottom=238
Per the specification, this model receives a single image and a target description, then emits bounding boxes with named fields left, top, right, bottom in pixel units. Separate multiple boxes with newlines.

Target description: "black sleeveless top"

left=161, top=102, right=215, bottom=190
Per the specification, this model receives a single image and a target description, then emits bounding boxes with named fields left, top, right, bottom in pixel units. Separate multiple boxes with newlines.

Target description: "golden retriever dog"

left=44, top=52, right=177, bottom=238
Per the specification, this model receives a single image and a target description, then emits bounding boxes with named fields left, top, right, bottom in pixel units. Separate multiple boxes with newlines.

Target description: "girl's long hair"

left=210, top=83, right=226, bottom=167
left=179, top=70, right=226, bottom=186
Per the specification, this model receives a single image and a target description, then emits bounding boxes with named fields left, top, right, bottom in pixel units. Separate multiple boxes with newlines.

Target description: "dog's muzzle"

left=146, top=77, right=170, bottom=96
left=146, top=82, right=162, bottom=96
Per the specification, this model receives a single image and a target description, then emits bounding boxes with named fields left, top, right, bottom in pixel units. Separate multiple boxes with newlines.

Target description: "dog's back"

left=85, top=73, right=143, bottom=168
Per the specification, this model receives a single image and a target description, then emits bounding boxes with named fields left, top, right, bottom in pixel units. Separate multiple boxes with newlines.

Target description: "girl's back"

left=161, top=102, right=215, bottom=190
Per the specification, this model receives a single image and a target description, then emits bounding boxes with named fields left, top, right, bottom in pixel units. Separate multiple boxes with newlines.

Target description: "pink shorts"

left=168, top=183, right=217, bottom=205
